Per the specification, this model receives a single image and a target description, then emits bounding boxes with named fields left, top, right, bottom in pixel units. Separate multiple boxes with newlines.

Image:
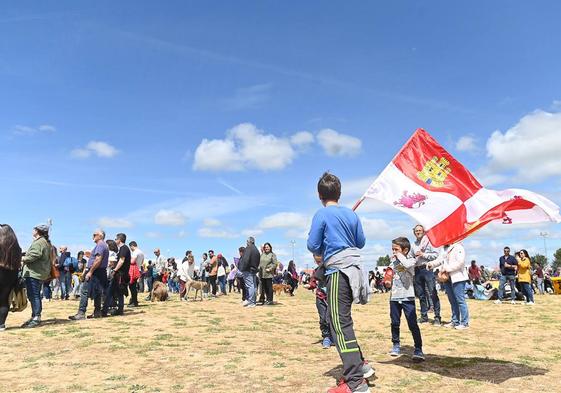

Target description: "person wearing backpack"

left=21, top=224, right=53, bottom=328
left=0, top=224, right=23, bottom=331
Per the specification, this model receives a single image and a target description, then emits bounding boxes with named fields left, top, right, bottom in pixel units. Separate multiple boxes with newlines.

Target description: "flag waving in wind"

left=354, top=129, right=561, bottom=247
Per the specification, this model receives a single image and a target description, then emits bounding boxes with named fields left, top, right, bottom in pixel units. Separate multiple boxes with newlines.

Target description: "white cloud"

left=203, top=218, right=221, bottom=227
left=290, top=131, right=315, bottom=148
left=97, top=217, right=133, bottom=228
left=343, top=177, right=377, bottom=197
left=360, top=217, right=393, bottom=239
left=193, top=123, right=295, bottom=171
left=12, top=124, right=56, bottom=135
left=197, top=227, right=239, bottom=239
left=317, top=128, right=362, bottom=157
left=72, top=141, right=119, bottom=159
left=486, top=110, right=561, bottom=182
left=223, top=83, right=272, bottom=110
left=241, top=228, right=264, bottom=237
left=456, top=135, right=477, bottom=152
left=154, top=210, right=186, bottom=226
left=259, top=212, right=310, bottom=229
left=145, top=231, right=162, bottom=239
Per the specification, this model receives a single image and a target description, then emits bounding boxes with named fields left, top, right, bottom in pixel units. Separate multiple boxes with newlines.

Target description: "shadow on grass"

left=5, top=318, right=74, bottom=330
left=378, top=345, right=548, bottom=384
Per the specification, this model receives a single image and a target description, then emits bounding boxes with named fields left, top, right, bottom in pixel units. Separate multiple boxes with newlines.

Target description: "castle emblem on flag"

left=417, top=156, right=451, bottom=187
left=393, top=191, right=427, bottom=209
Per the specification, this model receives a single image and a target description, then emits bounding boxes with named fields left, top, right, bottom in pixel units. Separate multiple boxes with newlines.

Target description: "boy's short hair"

left=129, top=241, right=138, bottom=247
left=392, top=237, right=411, bottom=253
left=317, top=172, right=341, bottom=202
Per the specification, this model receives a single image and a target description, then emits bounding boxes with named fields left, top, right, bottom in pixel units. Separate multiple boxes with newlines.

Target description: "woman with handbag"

left=21, top=224, right=53, bottom=328
left=428, top=242, right=470, bottom=330
left=0, top=224, right=22, bottom=331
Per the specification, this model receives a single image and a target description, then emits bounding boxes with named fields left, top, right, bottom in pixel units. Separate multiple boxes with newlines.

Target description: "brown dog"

left=185, top=280, right=209, bottom=301
left=151, top=281, right=169, bottom=302
left=273, top=283, right=290, bottom=297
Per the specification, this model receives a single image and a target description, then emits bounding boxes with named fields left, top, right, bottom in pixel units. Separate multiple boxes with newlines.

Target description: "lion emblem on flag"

left=393, top=191, right=428, bottom=209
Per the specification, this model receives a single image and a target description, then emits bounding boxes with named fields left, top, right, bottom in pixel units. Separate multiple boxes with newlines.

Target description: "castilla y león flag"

left=355, top=128, right=561, bottom=247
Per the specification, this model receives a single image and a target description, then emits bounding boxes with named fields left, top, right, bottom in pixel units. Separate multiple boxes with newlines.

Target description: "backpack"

left=64, top=257, right=78, bottom=272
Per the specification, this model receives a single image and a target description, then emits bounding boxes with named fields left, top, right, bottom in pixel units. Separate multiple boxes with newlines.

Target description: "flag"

left=356, top=128, right=561, bottom=247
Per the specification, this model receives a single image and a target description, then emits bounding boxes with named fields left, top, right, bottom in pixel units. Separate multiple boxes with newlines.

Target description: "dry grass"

left=1, top=289, right=559, bottom=393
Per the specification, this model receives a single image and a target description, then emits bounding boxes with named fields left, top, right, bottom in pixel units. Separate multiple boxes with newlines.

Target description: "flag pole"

left=352, top=196, right=365, bottom=212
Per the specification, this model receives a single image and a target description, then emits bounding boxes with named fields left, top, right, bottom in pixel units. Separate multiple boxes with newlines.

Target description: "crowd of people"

left=0, top=224, right=302, bottom=330
left=0, top=171, right=558, bottom=393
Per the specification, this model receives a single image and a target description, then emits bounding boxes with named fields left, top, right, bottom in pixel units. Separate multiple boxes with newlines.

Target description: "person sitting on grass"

left=388, top=237, right=424, bottom=361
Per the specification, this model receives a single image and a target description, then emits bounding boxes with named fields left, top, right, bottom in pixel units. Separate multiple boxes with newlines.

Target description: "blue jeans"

left=241, top=271, right=256, bottom=305
left=25, top=277, right=43, bottom=318
left=520, top=282, right=534, bottom=303
left=390, top=300, right=422, bottom=349
left=59, top=270, right=71, bottom=299
left=498, top=275, right=517, bottom=300
left=414, top=268, right=441, bottom=319
left=42, top=282, right=52, bottom=300
left=218, top=275, right=227, bottom=294
left=443, top=280, right=469, bottom=326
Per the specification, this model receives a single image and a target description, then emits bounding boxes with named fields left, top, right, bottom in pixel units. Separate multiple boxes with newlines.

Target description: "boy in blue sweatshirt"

left=307, top=172, right=372, bottom=393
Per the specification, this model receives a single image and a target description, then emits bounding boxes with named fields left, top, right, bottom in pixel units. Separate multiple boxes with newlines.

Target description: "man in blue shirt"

left=495, top=246, right=518, bottom=304
left=307, top=172, right=371, bottom=393
left=69, top=229, right=109, bottom=320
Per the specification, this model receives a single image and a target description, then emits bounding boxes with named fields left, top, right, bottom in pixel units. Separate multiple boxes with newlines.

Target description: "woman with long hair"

left=286, top=260, right=298, bottom=296
left=0, top=224, right=22, bottom=331
left=517, top=249, right=534, bottom=305
left=22, top=224, right=53, bottom=328
left=217, top=254, right=228, bottom=295
left=258, top=242, right=278, bottom=305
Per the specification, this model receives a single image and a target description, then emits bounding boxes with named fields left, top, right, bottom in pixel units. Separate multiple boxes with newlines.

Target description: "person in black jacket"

left=238, top=237, right=260, bottom=308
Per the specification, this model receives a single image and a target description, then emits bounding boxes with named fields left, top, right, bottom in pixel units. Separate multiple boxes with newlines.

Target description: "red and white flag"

left=355, top=129, right=561, bottom=247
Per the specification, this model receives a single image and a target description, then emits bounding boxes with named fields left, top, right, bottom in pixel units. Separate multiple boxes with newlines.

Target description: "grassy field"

left=1, top=289, right=560, bottom=393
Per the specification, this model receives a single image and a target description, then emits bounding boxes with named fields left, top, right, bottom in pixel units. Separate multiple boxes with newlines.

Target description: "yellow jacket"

left=517, top=257, right=531, bottom=283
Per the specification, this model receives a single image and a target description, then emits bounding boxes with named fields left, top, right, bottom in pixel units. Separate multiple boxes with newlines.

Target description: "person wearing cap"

left=21, top=224, right=53, bottom=328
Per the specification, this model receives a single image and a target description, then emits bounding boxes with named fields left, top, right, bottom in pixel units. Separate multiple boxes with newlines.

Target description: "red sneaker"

left=327, top=380, right=352, bottom=393
left=327, top=379, right=370, bottom=393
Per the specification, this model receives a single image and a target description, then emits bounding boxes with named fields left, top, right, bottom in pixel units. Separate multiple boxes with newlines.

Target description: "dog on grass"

left=185, top=280, right=209, bottom=301
left=151, top=281, right=169, bottom=302
left=273, top=283, right=290, bottom=297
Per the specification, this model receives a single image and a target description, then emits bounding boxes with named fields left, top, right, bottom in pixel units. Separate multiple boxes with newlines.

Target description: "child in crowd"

left=304, top=254, right=333, bottom=349
left=307, top=172, right=372, bottom=393
left=389, top=237, right=424, bottom=361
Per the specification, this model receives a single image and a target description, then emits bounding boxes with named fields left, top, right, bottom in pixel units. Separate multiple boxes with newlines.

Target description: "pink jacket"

left=431, top=243, right=468, bottom=284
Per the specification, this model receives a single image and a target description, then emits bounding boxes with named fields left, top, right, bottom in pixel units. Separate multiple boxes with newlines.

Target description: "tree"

left=377, top=255, right=391, bottom=266
left=552, top=248, right=561, bottom=271
left=532, top=254, right=548, bottom=269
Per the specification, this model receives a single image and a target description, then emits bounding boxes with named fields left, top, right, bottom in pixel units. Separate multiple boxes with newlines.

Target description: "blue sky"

left=2, top=1, right=561, bottom=270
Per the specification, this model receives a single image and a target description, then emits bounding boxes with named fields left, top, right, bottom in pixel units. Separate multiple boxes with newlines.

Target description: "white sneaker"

left=510, top=300, right=516, bottom=304
left=246, top=303, right=256, bottom=308
left=494, top=299, right=502, bottom=304
left=527, top=301, right=535, bottom=305
left=455, top=324, right=469, bottom=330
left=242, top=300, right=249, bottom=306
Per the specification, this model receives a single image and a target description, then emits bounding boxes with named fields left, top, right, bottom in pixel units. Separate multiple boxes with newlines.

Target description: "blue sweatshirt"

left=307, top=205, right=366, bottom=262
